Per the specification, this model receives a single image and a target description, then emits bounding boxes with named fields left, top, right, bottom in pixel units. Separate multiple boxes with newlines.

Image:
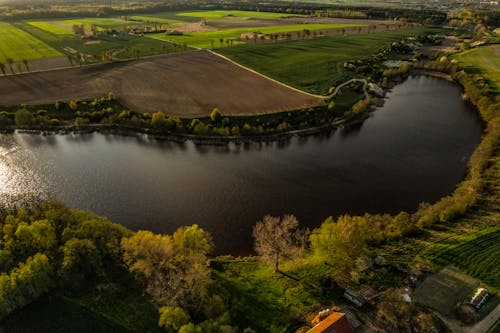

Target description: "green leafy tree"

left=121, top=225, right=212, bottom=310
left=310, top=215, right=367, bottom=271
left=60, top=238, right=101, bottom=290
left=15, top=109, right=35, bottom=127
left=151, top=111, right=166, bottom=128
left=210, top=108, right=222, bottom=122
left=158, top=306, right=190, bottom=332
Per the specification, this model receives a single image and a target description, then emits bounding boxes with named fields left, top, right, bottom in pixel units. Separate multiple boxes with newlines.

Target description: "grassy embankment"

left=0, top=22, right=62, bottom=63
left=217, top=27, right=447, bottom=94
left=452, top=44, right=500, bottom=93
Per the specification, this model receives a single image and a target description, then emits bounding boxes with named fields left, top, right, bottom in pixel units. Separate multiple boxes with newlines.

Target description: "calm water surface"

left=0, top=76, right=483, bottom=254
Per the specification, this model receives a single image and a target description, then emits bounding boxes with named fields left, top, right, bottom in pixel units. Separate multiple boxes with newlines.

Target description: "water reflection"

left=0, top=76, right=483, bottom=254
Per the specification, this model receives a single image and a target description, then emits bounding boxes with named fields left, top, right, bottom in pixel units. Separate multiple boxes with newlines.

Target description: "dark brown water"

left=0, top=76, right=483, bottom=254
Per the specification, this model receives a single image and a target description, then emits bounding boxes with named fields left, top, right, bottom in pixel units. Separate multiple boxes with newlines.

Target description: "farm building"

left=468, top=288, right=490, bottom=310
left=307, top=312, right=354, bottom=333
left=343, top=289, right=366, bottom=307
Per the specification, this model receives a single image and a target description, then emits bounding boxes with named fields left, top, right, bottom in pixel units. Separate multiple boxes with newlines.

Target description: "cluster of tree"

left=411, top=59, right=499, bottom=227
left=0, top=59, right=30, bottom=75
left=0, top=202, right=131, bottom=318
left=0, top=0, right=447, bottom=25
left=0, top=202, right=251, bottom=332
left=122, top=226, right=243, bottom=332
left=1, top=96, right=357, bottom=138
left=448, top=8, right=500, bottom=35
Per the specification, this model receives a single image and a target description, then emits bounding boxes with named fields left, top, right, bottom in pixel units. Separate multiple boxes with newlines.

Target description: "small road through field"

left=209, top=49, right=369, bottom=99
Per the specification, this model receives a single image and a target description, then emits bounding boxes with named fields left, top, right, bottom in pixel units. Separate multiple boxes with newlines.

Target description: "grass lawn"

left=0, top=22, right=62, bottom=63
left=213, top=256, right=341, bottom=332
left=177, top=10, right=305, bottom=19
left=217, top=27, right=433, bottom=94
left=15, top=21, right=183, bottom=60
left=453, top=44, right=500, bottom=93
left=149, top=23, right=365, bottom=49
left=421, top=227, right=500, bottom=289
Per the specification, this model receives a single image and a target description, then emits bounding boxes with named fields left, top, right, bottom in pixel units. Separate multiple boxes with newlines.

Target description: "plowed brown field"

left=0, top=50, right=321, bottom=117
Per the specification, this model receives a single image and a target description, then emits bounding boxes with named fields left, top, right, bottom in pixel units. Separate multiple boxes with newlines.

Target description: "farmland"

left=421, top=227, right=500, bottom=289
left=149, top=23, right=366, bottom=49
left=0, top=22, right=61, bottom=63
left=13, top=21, right=183, bottom=64
left=0, top=50, right=320, bottom=116
left=453, top=44, right=500, bottom=93
left=176, top=10, right=305, bottom=19
left=217, top=27, right=431, bottom=94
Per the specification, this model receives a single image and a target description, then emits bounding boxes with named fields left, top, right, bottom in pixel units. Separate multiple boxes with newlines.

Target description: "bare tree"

left=252, top=214, right=300, bottom=273
left=22, top=59, right=29, bottom=72
left=6, top=58, right=14, bottom=74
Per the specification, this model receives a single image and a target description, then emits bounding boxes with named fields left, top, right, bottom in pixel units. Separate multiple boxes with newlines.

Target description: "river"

left=0, top=76, right=483, bottom=254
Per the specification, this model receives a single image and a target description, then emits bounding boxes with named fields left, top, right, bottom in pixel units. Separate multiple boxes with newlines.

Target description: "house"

left=343, top=289, right=366, bottom=307
left=307, top=312, right=354, bottom=333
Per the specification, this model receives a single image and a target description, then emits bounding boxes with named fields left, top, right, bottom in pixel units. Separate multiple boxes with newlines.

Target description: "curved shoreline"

left=0, top=73, right=453, bottom=145
left=7, top=111, right=370, bottom=145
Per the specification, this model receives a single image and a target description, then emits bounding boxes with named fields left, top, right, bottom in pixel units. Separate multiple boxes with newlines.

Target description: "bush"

left=15, top=109, right=34, bottom=127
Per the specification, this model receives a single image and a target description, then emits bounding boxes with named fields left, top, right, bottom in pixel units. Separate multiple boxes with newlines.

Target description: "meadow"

left=217, top=27, right=430, bottom=94
left=421, top=227, right=500, bottom=289
left=149, top=23, right=365, bottom=48
left=453, top=44, right=500, bottom=93
left=0, top=22, right=61, bottom=63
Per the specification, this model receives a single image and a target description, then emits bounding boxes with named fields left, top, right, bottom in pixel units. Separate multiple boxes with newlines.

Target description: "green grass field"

left=214, top=256, right=336, bottom=332
left=177, top=10, right=305, bottom=19
left=453, top=44, right=500, bottom=93
left=15, top=21, right=183, bottom=61
left=28, top=21, right=73, bottom=35
left=217, top=28, right=431, bottom=94
left=0, top=22, right=62, bottom=63
left=149, top=23, right=364, bottom=49
left=128, top=15, right=181, bottom=24
left=62, top=17, right=130, bottom=29
left=421, top=227, right=500, bottom=289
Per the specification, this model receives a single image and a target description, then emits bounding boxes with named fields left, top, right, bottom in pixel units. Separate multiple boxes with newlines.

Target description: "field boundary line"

left=208, top=49, right=326, bottom=99
left=209, top=50, right=369, bottom=100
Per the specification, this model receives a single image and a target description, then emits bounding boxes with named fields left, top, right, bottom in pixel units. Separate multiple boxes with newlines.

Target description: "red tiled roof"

left=307, top=312, right=353, bottom=333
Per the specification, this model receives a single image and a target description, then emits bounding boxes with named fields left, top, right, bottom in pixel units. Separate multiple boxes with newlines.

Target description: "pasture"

left=217, top=28, right=430, bottom=94
left=0, top=50, right=320, bottom=116
left=421, top=227, right=500, bottom=289
left=0, top=22, right=61, bottom=63
left=149, top=23, right=365, bottom=48
left=453, top=44, right=500, bottom=93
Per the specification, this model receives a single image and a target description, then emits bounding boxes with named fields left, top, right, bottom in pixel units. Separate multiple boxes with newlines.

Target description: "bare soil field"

left=0, top=51, right=320, bottom=117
